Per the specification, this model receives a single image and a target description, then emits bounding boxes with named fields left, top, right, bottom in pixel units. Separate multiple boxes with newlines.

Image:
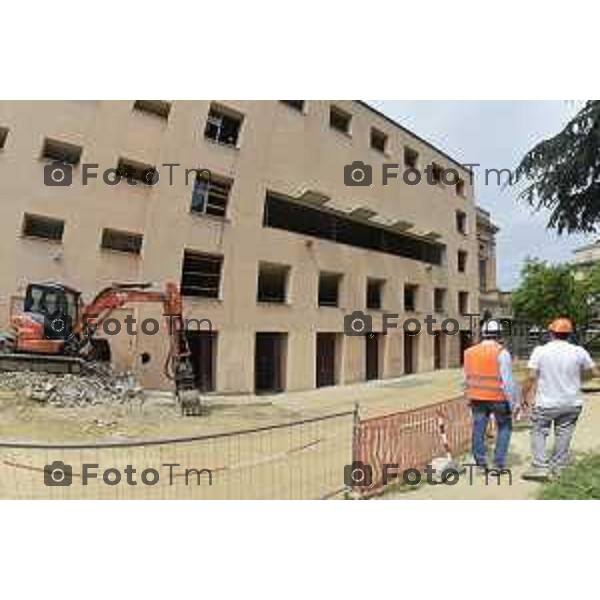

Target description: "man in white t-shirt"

left=522, top=317, right=596, bottom=481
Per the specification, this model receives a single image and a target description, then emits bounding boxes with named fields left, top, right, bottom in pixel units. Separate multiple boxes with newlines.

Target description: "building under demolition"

left=0, top=101, right=488, bottom=393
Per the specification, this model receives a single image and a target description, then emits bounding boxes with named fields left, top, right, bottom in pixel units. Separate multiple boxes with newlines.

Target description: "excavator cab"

left=23, top=283, right=81, bottom=340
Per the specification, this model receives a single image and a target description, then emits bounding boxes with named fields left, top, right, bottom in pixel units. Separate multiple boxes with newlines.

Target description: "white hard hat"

left=482, top=320, right=502, bottom=336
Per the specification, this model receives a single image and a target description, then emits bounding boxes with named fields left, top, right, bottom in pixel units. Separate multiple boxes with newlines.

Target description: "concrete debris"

left=0, top=369, right=144, bottom=407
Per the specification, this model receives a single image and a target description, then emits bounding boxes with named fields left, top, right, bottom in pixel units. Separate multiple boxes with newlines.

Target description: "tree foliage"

left=515, top=100, right=600, bottom=233
left=512, top=259, right=600, bottom=329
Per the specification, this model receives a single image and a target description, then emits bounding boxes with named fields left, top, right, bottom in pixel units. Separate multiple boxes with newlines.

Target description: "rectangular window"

left=116, top=158, right=157, bottom=185
left=281, top=100, right=304, bottom=112
left=101, top=229, right=143, bottom=254
left=181, top=251, right=224, bottom=299
left=404, top=284, right=418, bottom=312
left=0, top=126, right=9, bottom=149
left=367, top=278, right=385, bottom=309
left=263, top=193, right=445, bottom=266
left=404, top=147, right=419, bottom=168
left=257, top=263, right=290, bottom=303
left=318, top=273, right=342, bottom=307
left=329, top=105, right=352, bottom=134
left=22, top=214, right=64, bottom=242
left=370, top=128, right=388, bottom=153
left=456, top=210, right=467, bottom=234
left=479, top=259, right=488, bottom=291
left=191, top=174, right=231, bottom=218
left=456, top=178, right=465, bottom=197
left=458, top=291, right=469, bottom=315
left=133, top=100, right=172, bottom=120
left=431, top=163, right=443, bottom=184
left=204, top=104, right=243, bottom=147
left=41, top=138, right=82, bottom=164
left=458, top=250, right=467, bottom=273
left=434, top=288, right=446, bottom=313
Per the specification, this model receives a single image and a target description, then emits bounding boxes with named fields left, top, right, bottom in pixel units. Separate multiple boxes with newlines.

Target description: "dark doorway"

left=186, top=330, right=217, bottom=392
left=255, top=333, right=287, bottom=393
left=404, top=332, right=417, bottom=374
left=434, top=333, right=443, bottom=370
left=366, top=333, right=379, bottom=380
left=316, top=333, right=337, bottom=387
left=459, top=331, right=471, bottom=366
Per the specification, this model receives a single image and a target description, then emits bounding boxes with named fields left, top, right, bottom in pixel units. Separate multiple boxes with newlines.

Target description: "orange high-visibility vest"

left=463, top=341, right=506, bottom=402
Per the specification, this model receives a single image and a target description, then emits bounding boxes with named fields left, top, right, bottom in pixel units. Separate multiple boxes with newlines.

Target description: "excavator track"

left=0, top=352, right=86, bottom=374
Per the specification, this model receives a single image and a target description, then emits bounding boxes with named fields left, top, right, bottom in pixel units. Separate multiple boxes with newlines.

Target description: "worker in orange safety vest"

left=463, top=320, right=515, bottom=471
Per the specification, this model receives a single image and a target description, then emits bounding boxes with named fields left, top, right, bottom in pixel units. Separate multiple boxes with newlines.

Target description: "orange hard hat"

left=548, top=318, right=573, bottom=333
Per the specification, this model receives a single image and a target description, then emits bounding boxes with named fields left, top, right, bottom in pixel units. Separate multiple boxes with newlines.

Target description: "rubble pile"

left=0, top=369, right=144, bottom=407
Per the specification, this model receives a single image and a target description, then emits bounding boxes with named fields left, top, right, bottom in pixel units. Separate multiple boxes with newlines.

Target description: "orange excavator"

left=0, top=281, right=202, bottom=415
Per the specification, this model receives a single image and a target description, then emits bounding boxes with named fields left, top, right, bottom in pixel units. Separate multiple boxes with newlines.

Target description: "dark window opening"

left=456, top=178, right=465, bottom=197
left=41, top=138, right=82, bottom=165
left=431, top=163, right=443, bottom=184
left=319, top=273, right=342, bottom=307
left=370, top=128, right=388, bottom=153
left=456, top=210, right=467, bottom=234
left=101, top=229, right=143, bottom=254
left=133, top=100, right=172, bottom=120
left=191, top=174, right=231, bottom=218
left=204, top=104, right=243, bottom=147
left=263, top=193, right=445, bottom=266
left=404, top=147, right=419, bottom=168
left=186, top=330, right=217, bottom=392
left=257, top=263, right=289, bottom=303
left=458, top=291, right=469, bottom=315
left=458, top=250, right=467, bottom=273
left=22, top=214, right=64, bottom=242
left=434, top=288, right=446, bottom=313
left=404, top=284, right=418, bottom=312
left=281, top=100, right=304, bottom=112
left=367, top=278, right=385, bottom=309
left=0, top=126, right=9, bottom=149
left=329, top=105, right=352, bottom=134
left=117, top=157, right=158, bottom=185
left=479, top=259, right=488, bottom=291
left=181, top=251, right=223, bottom=298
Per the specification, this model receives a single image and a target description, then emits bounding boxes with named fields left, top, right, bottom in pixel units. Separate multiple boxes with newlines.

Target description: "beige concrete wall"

left=0, top=100, right=480, bottom=393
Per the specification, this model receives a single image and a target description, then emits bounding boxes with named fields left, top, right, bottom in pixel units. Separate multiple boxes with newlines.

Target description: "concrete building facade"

left=0, top=100, right=480, bottom=393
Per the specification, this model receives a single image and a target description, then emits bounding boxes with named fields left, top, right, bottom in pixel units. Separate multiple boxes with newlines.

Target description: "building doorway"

left=404, top=332, right=417, bottom=374
left=316, top=333, right=338, bottom=387
left=365, top=333, right=380, bottom=380
left=433, top=332, right=444, bottom=370
left=255, top=333, right=287, bottom=393
left=186, top=330, right=217, bottom=392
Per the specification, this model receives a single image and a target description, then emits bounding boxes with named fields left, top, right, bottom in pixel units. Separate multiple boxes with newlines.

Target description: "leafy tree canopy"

left=512, top=259, right=600, bottom=329
left=515, top=100, right=600, bottom=233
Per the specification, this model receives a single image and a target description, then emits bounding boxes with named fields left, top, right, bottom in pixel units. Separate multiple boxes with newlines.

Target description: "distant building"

left=573, top=240, right=600, bottom=269
left=476, top=207, right=512, bottom=320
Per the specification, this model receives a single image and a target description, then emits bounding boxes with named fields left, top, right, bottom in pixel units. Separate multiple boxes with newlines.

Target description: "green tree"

left=515, top=100, right=600, bottom=233
left=512, top=259, right=600, bottom=329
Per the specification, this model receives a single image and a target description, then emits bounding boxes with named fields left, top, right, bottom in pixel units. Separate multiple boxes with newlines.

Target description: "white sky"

left=372, top=101, right=591, bottom=290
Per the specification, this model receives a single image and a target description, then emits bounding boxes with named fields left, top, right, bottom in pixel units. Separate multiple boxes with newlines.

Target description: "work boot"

left=521, top=467, right=551, bottom=482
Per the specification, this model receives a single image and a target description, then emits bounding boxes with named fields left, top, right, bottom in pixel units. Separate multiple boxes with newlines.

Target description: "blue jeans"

left=470, top=400, right=513, bottom=468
